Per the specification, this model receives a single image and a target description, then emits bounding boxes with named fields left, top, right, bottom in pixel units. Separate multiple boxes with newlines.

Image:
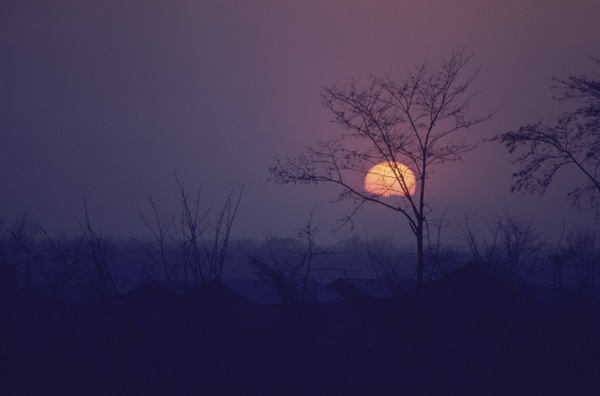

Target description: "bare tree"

left=2, top=212, right=40, bottom=288
left=365, top=237, right=409, bottom=298
left=496, top=213, right=544, bottom=288
left=139, top=193, right=176, bottom=289
left=0, top=214, right=19, bottom=343
left=76, top=195, right=121, bottom=331
left=248, top=205, right=347, bottom=352
left=491, top=53, right=600, bottom=212
left=31, top=227, right=83, bottom=302
left=173, top=174, right=207, bottom=290
left=563, top=228, right=599, bottom=297
left=0, top=213, right=77, bottom=299
left=459, top=214, right=502, bottom=270
left=139, top=174, right=243, bottom=336
left=460, top=213, right=544, bottom=288
left=171, top=175, right=243, bottom=287
left=200, top=186, right=244, bottom=284
left=250, top=204, right=346, bottom=304
left=80, top=196, right=119, bottom=303
left=270, top=50, right=492, bottom=297
left=424, top=208, right=459, bottom=284
left=139, top=175, right=244, bottom=286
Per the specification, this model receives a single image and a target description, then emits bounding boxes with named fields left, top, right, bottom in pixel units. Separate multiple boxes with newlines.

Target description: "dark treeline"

left=1, top=208, right=600, bottom=394
left=2, top=207, right=597, bottom=295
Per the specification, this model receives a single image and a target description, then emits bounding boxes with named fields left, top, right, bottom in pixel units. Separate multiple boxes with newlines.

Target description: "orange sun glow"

left=364, top=162, right=416, bottom=197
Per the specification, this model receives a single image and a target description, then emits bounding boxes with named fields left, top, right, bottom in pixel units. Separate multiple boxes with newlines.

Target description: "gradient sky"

left=2, top=0, right=599, bottom=246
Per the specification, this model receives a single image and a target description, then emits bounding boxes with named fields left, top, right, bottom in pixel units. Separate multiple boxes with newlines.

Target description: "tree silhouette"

left=270, top=50, right=492, bottom=297
left=460, top=213, right=544, bottom=288
left=138, top=174, right=243, bottom=335
left=491, top=53, right=600, bottom=212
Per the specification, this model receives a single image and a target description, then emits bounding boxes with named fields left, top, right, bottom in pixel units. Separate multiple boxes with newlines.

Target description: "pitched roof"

left=486, top=262, right=534, bottom=292
left=145, top=280, right=190, bottom=295
left=426, top=262, right=513, bottom=298
left=327, top=278, right=416, bottom=301
left=120, top=281, right=179, bottom=302
left=220, top=279, right=344, bottom=305
left=118, top=278, right=347, bottom=306
left=17, top=284, right=104, bottom=305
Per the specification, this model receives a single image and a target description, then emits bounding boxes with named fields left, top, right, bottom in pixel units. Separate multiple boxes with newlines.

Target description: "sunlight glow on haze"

left=365, top=162, right=416, bottom=197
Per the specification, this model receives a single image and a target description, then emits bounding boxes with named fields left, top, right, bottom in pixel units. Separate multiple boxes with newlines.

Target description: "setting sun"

left=364, top=162, right=416, bottom=197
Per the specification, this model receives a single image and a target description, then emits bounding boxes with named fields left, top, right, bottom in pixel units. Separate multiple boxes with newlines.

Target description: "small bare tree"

left=459, top=214, right=502, bottom=269
left=3, top=212, right=40, bottom=288
left=563, top=228, right=599, bottom=297
left=173, top=174, right=206, bottom=290
left=170, top=174, right=243, bottom=287
left=424, top=208, right=460, bottom=283
left=270, top=50, right=493, bottom=297
left=460, top=213, right=544, bottom=288
left=248, top=205, right=347, bottom=350
left=139, top=174, right=243, bottom=336
left=76, top=195, right=121, bottom=331
left=200, top=186, right=244, bottom=285
left=139, top=193, right=176, bottom=289
left=496, top=214, right=544, bottom=288
left=365, top=237, right=409, bottom=298
left=250, top=204, right=346, bottom=305
left=33, top=227, right=83, bottom=302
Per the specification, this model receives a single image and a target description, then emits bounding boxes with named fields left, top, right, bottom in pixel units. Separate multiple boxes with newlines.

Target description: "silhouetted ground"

left=3, top=263, right=600, bottom=394
left=2, top=317, right=599, bottom=396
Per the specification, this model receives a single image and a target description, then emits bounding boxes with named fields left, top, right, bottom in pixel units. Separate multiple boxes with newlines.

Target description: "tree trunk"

left=416, top=220, right=424, bottom=299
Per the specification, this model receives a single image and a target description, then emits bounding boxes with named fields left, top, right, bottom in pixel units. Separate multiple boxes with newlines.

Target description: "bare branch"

left=491, top=55, right=600, bottom=211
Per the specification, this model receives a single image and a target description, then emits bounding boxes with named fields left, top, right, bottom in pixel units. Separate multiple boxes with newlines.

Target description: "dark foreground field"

left=2, top=319, right=599, bottom=396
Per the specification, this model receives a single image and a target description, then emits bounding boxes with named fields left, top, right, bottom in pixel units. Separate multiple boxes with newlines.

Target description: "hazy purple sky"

left=2, top=0, right=599, bottom=246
